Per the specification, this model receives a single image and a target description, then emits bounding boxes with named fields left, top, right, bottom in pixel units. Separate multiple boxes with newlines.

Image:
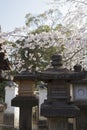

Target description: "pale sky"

left=0, top=0, right=51, bottom=32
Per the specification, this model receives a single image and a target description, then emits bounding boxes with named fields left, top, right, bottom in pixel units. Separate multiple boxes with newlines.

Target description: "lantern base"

left=41, top=100, right=80, bottom=118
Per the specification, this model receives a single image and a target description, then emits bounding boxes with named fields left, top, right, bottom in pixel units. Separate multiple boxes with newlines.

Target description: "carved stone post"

left=11, top=71, right=38, bottom=130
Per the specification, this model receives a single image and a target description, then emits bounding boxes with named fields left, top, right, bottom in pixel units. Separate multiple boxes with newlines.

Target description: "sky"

left=0, top=0, right=51, bottom=32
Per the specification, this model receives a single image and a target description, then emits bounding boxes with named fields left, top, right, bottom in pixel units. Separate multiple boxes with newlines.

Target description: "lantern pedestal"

left=19, top=107, right=32, bottom=130
left=76, top=106, right=87, bottom=130
left=11, top=96, right=38, bottom=130
left=41, top=99, right=79, bottom=130
left=48, top=118, right=68, bottom=130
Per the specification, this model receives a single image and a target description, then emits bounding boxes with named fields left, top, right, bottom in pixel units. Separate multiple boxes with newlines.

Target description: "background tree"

left=25, top=9, right=62, bottom=33
left=1, top=5, right=87, bottom=72
left=4, top=28, right=87, bottom=72
left=10, top=32, right=63, bottom=72
left=50, top=0, right=87, bottom=33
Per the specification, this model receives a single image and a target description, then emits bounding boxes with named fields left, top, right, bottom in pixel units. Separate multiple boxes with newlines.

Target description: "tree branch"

left=69, top=0, right=87, bottom=5
left=64, top=47, right=83, bottom=62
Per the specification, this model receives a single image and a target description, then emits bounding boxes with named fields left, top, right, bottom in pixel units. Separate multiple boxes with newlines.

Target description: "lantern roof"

left=36, top=54, right=86, bottom=81
left=14, top=71, right=36, bottom=81
left=70, top=64, right=87, bottom=84
left=71, top=76, right=87, bottom=84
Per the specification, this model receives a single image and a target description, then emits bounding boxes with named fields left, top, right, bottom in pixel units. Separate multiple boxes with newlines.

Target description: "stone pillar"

left=48, top=118, right=68, bottom=130
left=4, top=85, right=19, bottom=129
left=11, top=71, right=38, bottom=130
left=39, top=85, right=47, bottom=120
left=12, top=95, right=38, bottom=130
left=76, top=106, right=87, bottom=130
left=19, top=107, right=32, bottom=130
left=37, top=85, right=47, bottom=128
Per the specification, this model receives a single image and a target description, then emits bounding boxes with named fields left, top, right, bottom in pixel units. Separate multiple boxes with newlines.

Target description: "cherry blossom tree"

left=25, top=9, right=62, bottom=33
left=3, top=29, right=87, bottom=72
left=1, top=5, right=87, bottom=72
left=50, top=0, right=87, bottom=33
left=8, top=32, right=62, bottom=72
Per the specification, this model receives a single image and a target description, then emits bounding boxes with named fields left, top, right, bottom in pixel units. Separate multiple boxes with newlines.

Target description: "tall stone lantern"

left=36, top=54, right=86, bottom=130
left=71, top=64, right=87, bottom=130
left=11, top=71, right=38, bottom=130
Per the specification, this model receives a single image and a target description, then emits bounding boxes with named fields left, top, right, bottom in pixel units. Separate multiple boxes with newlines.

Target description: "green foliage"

left=25, top=9, right=62, bottom=32
left=32, top=25, right=51, bottom=34
left=25, top=13, right=36, bottom=27
left=9, top=9, right=74, bottom=72
left=16, top=39, right=57, bottom=72
left=54, top=24, right=62, bottom=31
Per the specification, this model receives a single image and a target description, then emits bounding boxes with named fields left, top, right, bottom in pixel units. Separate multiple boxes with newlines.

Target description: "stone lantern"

left=36, top=54, right=86, bottom=130
left=11, top=71, right=38, bottom=130
left=71, top=64, right=87, bottom=130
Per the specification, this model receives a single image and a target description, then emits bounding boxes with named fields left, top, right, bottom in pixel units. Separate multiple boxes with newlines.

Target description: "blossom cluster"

left=2, top=29, right=87, bottom=72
